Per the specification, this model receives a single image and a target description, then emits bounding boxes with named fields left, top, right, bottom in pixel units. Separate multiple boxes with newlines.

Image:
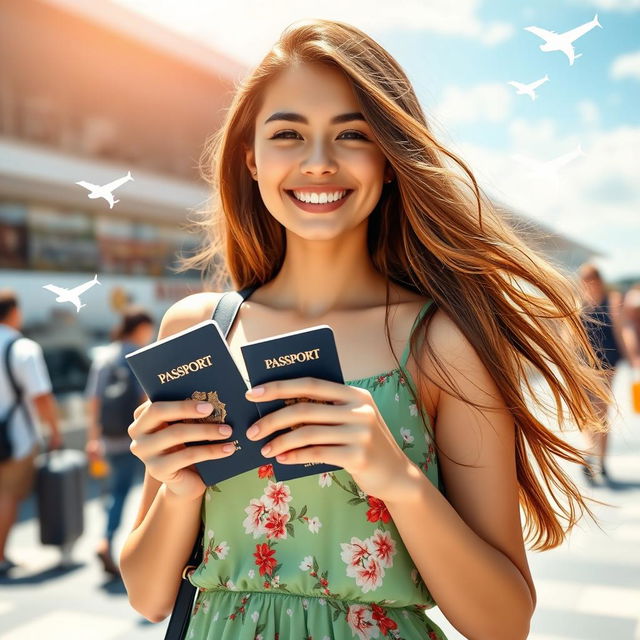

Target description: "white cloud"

left=611, top=50, right=640, bottom=81
left=578, top=0, right=640, bottom=10
left=112, top=0, right=515, bottom=67
left=433, top=83, right=514, bottom=127
left=577, top=100, right=601, bottom=127
left=447, top=120, right=640, bottom=280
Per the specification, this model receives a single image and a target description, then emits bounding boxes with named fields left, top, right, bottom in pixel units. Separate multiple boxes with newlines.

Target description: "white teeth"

left=292, top=190, right=347, bottom=204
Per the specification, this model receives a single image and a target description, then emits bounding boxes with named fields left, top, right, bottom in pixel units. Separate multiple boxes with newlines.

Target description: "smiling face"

left=245, top=62, right=392, bottom=239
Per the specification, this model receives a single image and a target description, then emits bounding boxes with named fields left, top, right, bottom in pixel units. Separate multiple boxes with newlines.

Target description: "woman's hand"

left=127, top=399, right=237, bottom=502
left=245, top=377, right=418, bottom=502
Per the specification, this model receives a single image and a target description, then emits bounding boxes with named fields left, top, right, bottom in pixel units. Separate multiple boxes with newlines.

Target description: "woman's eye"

left=269, top=130, right=368, bottom=141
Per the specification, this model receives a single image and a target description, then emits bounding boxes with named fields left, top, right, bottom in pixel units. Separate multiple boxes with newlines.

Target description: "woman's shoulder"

left=157, top=291, right=225, bottom=340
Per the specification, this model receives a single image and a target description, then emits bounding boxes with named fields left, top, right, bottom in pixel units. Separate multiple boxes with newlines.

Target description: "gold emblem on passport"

left=190, top=391, right=227, bottom=423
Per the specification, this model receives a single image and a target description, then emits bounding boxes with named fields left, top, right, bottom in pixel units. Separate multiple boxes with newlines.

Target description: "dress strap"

left=399, top=299, right=434, bottom=369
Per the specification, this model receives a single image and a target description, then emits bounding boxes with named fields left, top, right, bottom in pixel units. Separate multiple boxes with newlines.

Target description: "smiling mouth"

left=284, top=189, right=354, bottom=213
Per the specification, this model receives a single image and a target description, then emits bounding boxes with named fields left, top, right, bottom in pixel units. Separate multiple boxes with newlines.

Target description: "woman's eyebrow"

left=263, top=111, right=366, bottom=125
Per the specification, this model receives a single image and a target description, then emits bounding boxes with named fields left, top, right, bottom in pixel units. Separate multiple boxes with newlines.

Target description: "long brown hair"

left=174, top=18, right=613, bottom=551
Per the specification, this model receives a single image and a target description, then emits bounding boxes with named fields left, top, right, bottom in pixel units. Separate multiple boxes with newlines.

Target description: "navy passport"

left=125, top=319, right=270, bottom=487
left=241, top=325, right=343, bottom=481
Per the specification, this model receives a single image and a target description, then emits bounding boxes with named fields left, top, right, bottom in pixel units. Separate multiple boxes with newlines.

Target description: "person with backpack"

left=84, top=305, right=154, bottom=577
left=0, top=289, right=63, bottom=576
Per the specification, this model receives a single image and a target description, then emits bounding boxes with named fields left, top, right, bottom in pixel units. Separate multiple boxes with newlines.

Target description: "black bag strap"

left=163, top=284, right=259, bottom=640
left=2, top=335, right=35, bottom=437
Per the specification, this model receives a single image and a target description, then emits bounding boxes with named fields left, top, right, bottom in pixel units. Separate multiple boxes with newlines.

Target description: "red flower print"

left=428, top=633, right=438, bottom=640
left=366, top=496, right=391, bottom=523
left=371, top=604, right=398, bottom=636
left=264, top=509, right=290, bottom=540
left=253, top=543, right=277, bottom=576
left=258, top=464, right=274, bottom=478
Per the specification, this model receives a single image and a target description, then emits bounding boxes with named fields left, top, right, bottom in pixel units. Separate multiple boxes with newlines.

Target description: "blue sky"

left=114, top=0, right=640, bottom=281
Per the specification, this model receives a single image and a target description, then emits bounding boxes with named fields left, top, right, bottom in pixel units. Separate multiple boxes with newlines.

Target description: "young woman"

left=120, top=19, right=611, bottom=640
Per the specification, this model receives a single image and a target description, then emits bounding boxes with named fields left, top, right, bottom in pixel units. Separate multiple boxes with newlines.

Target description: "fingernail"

left=261, top=444, right=271, bottom=456
left=222, top=443, right=236, bottom=453
left=246, top=386, right=265, bottom=397
left=218, top=425, right=232, bottom=436
left=246, top=425, right=259, bottom=439
left=197, top=402, right=213, bottom=414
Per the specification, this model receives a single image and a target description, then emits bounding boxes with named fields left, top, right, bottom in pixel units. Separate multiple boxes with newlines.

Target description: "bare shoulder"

left=157, top=291, right=225, bottom=340
left=421, top=306, right=500, bottom=406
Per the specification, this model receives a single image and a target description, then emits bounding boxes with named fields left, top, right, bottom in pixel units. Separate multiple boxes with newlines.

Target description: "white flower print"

left=400, top=427, right=414, bottom=444
left=286, top=608, right=293, bottom=616
left=346, top=604, right=380, bottom=639
left=340, top=536, right=375, bottom=577
left=319, top=472, right=333, bottom=487
left=370, top=529, right=397, bottom=569
left=256, top=635, right=263, bottom=640
left=307, top=516, right=322, bottom=534
left=318, top=598, right=326, bottom=605
left=251, top=611, right=259, bottom=623
left=299, top=555, right=313, bottom=571
left=272, top=575, right=281, bottom=587
left=202, top=599, right=210, bottom=614
left=409, top=403, right=418, bottom=417
left=302, top=598, right=309, bottom=610
left=395, top=392, right=399, bottom=403
left=248, top=569, right=255, bottom=578
left=213, top=540, right=229, bottom=560
left=213, top=610, right=219, bottom=622
left=207, top=529, right=214, bottom=540
left=225, top=579, right=236, bottom=590
left=340, top=531, right=397, bottom=592
left=354, top=555, right=384, bottom=592
left=262, top=480, right=292, bottom=514
left=243, top=497, right=268, bottom=538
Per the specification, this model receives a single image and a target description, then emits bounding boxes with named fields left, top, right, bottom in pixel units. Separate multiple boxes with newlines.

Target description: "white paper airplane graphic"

left=75, top=171, right=134, bottom=208
left=508, top=75, right=549, bottom=100
left=42, top=274, right=101, bottom=312
left=511, top=144, right=586, bottom=179
left=524, top=14, right=602, bottom=65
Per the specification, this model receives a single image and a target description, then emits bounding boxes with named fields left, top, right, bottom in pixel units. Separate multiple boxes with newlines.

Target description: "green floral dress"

left=186, top=299, right=448, bottom=640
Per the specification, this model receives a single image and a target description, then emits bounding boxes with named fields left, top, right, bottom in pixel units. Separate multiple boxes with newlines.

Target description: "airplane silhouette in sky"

left=42, top=274, right=101, bottom=312
left=524, top=14, right=602, bottom=66
left=75, top=171, right=133, bottom=208
left=507, top=75, right=549, bottom=100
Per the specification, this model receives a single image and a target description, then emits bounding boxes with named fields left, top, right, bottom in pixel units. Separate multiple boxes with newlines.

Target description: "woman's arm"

left=384, top=309, right=535, bottom=640
left=119, top=292, right=221, bottom=622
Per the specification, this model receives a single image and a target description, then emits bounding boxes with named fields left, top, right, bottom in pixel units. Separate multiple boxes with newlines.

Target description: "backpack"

left=0, top=336, right=35, bottom=462
left=98, top=345, right=141, bottom=438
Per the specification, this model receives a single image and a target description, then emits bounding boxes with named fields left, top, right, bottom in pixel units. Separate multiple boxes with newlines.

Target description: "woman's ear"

left=245, top=148, right=257, bottom=180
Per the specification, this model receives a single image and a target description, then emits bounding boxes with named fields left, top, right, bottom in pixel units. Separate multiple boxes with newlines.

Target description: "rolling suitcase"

left=34, top=448, right=87, bottom=565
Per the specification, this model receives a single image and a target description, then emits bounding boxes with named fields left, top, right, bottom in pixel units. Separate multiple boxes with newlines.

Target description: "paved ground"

left=1, top=364, right=639, bottom=640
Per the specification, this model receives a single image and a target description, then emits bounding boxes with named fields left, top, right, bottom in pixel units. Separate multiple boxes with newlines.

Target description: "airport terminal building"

left=0, top=0, right=600, bottom=399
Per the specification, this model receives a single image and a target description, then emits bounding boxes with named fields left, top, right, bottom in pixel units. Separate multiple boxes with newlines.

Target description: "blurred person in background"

left=577, top=263, right=625, bottom=485
left=621, top=286, right=640, bottom=410
left=85, top=305, right=154, bottom=577
left=0, top=289, right=63, bottom=576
